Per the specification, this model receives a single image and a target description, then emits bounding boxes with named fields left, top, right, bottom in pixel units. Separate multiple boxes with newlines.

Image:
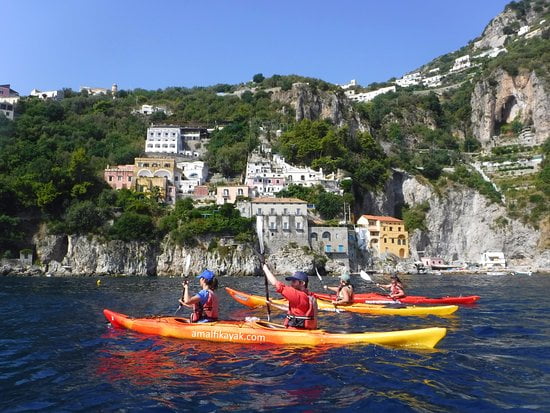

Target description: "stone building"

left=356, top=214, right=409, bottom=258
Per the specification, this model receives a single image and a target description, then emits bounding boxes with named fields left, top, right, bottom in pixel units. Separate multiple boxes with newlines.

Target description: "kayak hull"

left=313, top=292, right=480, bottom=305
left=225, top=288, right=459, bottom=316
left=103, top=309, right=446, bottom=349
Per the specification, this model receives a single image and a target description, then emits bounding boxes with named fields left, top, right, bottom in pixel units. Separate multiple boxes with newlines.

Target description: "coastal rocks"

left=270, top=83, right=367, bottom=133
left=470, top=69, right=549, bottom=147
left=400, top=176, right=543, bottom=267
left=266, top=246, right=318, bottom=275
left=156, top=241, right=259, bottom=276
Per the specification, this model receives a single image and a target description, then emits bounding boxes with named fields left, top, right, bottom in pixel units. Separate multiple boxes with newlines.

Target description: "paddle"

left=256, top=216, right=271, bottom=322
left=174, top=255, right=192, bottom=316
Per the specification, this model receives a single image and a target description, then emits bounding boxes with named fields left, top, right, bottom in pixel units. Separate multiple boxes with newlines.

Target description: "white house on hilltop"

left=345, top=86, right=396, bottom=102
left=30, top=89, right=64, bottom=100
left=450, top=55, right=471, bottom=72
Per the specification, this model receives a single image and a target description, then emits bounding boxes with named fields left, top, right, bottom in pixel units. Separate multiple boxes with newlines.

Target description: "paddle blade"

left=256, top=215, right=264, bottom=255
left=315, top=268, right=323, bottom=282
left=360, top=270, right=373, bottom=282
left=184, top=255, right=191, bottom=274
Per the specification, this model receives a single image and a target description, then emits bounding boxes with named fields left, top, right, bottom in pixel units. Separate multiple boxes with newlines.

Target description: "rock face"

left=471, top=69, right=549, bottom=147
left=357, top=171, right=549, bottom=271
left=28, top=233, right=334, bottom=276
left=270, top=83, right=367, bottom=133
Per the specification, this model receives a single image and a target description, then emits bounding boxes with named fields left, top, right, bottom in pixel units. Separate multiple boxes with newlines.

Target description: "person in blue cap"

left=263, top=264, right=318, bottom=329
left=179, top=269, right=219, bottom=322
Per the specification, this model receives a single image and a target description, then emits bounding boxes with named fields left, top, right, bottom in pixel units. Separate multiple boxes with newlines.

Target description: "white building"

left=480, top=251, right=506, bottom=269
left=30, top=89, right=64, bottom=100
left=345, top=86, right=396, bottom=102
left=450, top=55, right=471, bottom=72
left=395, top=72, right=422, bottom=87
left=517, top=25, right=530, bottom=36
left=0, top=102, right=14, bottom=120
left=422, top=75, right=442, bottom=88
left=146, top=126, right=182, bottom=154
left=80, top=86, right=109, bottom=95
left=134, top=104, right=172, bottom=116
left=339, top=79, right=357, bottom=90
left=176, top=160, right=208, bottom=194
left=0, top=84, right=19, bottom=119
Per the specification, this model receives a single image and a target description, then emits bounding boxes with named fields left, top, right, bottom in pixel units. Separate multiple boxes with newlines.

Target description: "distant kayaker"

left=377, top=274, right=406, bottom=299
left=263, top=264, right=318, bottom=329
left=323, top=273, right=354, bottom=305
left=179, top=269, right=219, bottom=323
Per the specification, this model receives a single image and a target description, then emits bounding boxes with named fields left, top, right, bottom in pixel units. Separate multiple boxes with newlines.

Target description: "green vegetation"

left=449, top=166, right=502, bottom=204
left=402, top=202, right=430, bottom=232
left=275, top=119, right=390, bottom=191
left=276, top=184, right=353, bottom=220
left=160, top=200, right=253, bottom=247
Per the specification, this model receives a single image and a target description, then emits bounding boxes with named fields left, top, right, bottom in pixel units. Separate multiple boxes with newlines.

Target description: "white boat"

left=513, top=270, right=533, bottom=276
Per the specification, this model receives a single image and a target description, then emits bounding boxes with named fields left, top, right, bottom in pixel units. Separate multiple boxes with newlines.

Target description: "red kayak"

left=314, top=292, right=480, bottom=305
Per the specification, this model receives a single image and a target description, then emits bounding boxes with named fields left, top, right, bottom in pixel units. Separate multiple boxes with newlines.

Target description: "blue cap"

left=285, top=271, right=308, bottom=282
left=196, top=269, right=215, bottom=281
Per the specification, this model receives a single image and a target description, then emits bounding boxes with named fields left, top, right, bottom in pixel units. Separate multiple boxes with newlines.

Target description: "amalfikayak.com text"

left=191, top=330, right=266, bottom=342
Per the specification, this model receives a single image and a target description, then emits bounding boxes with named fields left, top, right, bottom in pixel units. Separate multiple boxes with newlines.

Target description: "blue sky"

left=4, top=0, right=510, bottom=94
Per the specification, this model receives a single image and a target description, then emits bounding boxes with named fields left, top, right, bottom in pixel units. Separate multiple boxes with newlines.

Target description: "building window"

left=118, top=176, right=122, bottom=181
left=257, top=208, right=262, bottom=215
left=322, top=231, right=331, bottom=241
left=296, top=208, right=301, bottom=215
left=269, top=222, right=276, bottom=230
left=391, top=238, right=394, bottom=244
left=301, top=175, right=305, bottom=181
left=128, top=177, right=132, bottom=182
left=270, top=208, right=275, bottom=215
left=338, top=245, right=344, bottom=252
left=390, top=226, right=393, bottom=231
left=325, top=245, right=332, bottom=253
left=310, top=232, right=318, bottom=241
left=283, top=208, right=288, bottom=214
left=108, top=176, right=113, bottom=182
left=238, top=188, right=244, bottom=196
left=223, top=189, right=229, bottom=196
left=296, top=222, right=302, bottom=230
left=283, top=222, right=289, bottom=230
left=384, top=238, right=387, bottom=243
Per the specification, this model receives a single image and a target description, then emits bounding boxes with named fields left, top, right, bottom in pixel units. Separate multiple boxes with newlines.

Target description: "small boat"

left=513, top=270, right=533, bottom=276
left=226, top=288, right=459, bottom=317
left=103, top=309, right=447, bottom=349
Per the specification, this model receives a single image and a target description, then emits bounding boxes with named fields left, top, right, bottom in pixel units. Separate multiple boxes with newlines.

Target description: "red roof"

left=360, top=214, right=403, bottom=223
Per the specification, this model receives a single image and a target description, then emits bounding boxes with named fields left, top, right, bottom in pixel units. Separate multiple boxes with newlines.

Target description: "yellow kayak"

left=226, top=287, right=459, bottom=317
left=104, top=309, right=447, bottom=349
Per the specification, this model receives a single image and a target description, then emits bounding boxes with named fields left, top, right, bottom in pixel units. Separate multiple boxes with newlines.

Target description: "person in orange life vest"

left=323, top=273, right=354, bottom=305
left=179, top=269, right=219, bottom=323
left=377, top=273, right=406, bottom=299
left=263, top=264, right=318, bottom=329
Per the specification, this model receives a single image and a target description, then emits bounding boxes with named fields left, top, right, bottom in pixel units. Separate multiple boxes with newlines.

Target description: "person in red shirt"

left=263, top=264, right=318, bottom=329
left=377, top=274, right=406, bottom=299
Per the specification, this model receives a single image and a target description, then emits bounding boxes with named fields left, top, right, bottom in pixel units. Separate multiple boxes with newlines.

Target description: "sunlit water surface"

left=1, top=274, right=549, bottom=412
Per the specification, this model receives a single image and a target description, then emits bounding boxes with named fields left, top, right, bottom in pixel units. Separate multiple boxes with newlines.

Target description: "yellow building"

left=356, top=214, right=409, bottom=258
left=133, top=158, right=179, bottom=204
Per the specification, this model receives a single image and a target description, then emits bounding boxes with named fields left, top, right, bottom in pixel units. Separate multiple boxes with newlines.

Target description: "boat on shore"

left=103, top=309, right=447, bottom=349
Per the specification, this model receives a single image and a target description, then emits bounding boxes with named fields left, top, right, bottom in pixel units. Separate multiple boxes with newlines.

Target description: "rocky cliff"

left=357, top=171, right=549, bottom=270
left=270, top=83, right=367, bottom=133
left=25, top=230, right=330, bottom=277
left=471, top=68, right=549, bottom=147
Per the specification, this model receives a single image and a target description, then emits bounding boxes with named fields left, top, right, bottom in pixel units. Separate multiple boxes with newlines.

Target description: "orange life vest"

left=190, top=290, right=219, bottom=322
left=284, top=291, right=318, bottom=330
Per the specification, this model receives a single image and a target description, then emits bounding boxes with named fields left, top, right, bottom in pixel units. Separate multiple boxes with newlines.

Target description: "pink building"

left=104, top=165, right=134, bottom=190
left=193, top=185, right=210, bottom=198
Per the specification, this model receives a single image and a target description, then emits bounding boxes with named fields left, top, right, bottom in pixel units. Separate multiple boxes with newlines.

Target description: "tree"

left=109, top=212, right=157, bottom=241
left=65, top=200, right=105, bottom=234
left=252, top=73, right=265, bottom=83
left=316, top=192, right=344, bottom=220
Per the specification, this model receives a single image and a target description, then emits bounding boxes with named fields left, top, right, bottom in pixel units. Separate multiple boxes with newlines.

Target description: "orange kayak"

left=103, top=309, right=447, bottom=349
left=226, top=287, right=459, bottom=317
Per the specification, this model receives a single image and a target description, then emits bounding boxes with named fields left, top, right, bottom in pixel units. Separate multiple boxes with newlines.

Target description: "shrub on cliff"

left=109, top=212, right=157, bottom=242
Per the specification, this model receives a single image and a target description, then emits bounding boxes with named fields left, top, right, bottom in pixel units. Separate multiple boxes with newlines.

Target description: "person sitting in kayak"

left=263, top=264, right=318, bottom=330
left=179, top=269, right=219, bottom=323
left=377, top=274, right=406, bottom=299
left=323, top=273, right=354, bottom=305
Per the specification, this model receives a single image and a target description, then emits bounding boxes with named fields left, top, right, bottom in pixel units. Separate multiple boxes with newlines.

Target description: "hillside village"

left=0, top=0, right=548, bottom=277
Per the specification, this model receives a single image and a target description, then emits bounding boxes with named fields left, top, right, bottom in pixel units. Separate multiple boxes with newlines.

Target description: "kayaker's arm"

left=324, top=286, right=339, bottom=293
left=263, top=264, right=277, bottom=287
left=179, top=281, right=201, bottom=307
